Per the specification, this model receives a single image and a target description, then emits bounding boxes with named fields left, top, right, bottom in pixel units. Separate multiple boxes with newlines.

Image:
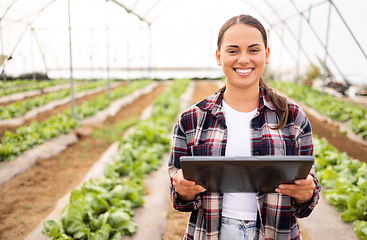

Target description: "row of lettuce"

left=314, top=137, right=367, bottom=239
left=42, top=78, right=190, bottom=240
left=268, top=81, right=367, bottom=139
left=0, top=80, right=152, bottom=162
left=0, top=80, right=112, bottom=120
left=268, top=81, right=367, bottom=239
left=0, top=79, right=69, bottom=97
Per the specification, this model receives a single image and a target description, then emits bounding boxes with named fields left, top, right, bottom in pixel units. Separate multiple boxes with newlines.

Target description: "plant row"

left=42, top=78, right=190, bottom=240
left=314, top=136, right=367, bottom=239
left=0, top=80, right=110, bottom=120
left=0, top=80, right=152, bottom=162
left=0, top=79, right=70, bottom=97
left=268, top=81, right=367, bottom=139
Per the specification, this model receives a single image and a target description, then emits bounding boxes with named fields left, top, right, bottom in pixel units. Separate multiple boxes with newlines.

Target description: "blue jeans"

left=219, top=216, right=256, bottom=240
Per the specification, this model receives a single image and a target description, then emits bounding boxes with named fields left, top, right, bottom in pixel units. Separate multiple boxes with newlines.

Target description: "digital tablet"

left=180, top=156, right=314, bottom=193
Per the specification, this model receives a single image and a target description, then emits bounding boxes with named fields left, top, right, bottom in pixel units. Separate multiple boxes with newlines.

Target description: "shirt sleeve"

left=292, top=105, right=321, bottom=218
left=168, top=116, right=202, bottom=212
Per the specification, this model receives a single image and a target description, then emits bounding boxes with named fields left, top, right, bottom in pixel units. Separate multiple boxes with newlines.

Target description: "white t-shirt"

left=222, top=100, right=258, bottom=221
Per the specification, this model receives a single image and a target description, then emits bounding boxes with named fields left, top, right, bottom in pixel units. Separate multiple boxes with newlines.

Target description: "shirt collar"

left=197, top=86, right=276, bottom=114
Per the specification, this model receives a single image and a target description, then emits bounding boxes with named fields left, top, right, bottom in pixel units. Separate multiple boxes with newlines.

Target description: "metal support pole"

left=148, top=25, right=152, bottom=79
left=32, top=29, right=49, bottom=75
left=68, top=0, right=75, bottom=118
left=263, top=0, right=313, bottom=65
left=208, top=27, right=213, bottom=77
left=105, top=0, right=111, bottom=98
left=239, top=0, right=300, bottom=67
left=0, top=20, right=6, bottom=82
left=296, top=16, right=303, bottom=83
left=89, top=28, right=94, bottom=79
left=289, top=0, right=350, bottom=87
left=277, top=25, right=285, bottom=82
left=330, top=1, right=367, bottom=61
left=30, top=27, right=36, bottom=80
left=126, top=20, right=131, bottom=81
left=322, top=1, right=332, bottom=96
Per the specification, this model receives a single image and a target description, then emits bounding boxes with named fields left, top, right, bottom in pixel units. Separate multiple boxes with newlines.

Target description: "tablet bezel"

left=179, top=156, right=314, bottom=193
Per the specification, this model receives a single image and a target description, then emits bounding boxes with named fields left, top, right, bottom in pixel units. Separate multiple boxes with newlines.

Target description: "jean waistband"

left=221, top=216, right=256, bottom=227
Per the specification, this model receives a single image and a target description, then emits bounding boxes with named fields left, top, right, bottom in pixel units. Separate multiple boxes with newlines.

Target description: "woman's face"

left=216, top=23, right=270, bottom=90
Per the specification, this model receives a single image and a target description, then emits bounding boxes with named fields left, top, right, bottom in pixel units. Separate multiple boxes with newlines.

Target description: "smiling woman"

left=168, top=14, right=321, bottom=240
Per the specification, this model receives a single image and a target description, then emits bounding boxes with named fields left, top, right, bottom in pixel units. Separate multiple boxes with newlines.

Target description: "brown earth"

left=0, top=80, right=365, bottom=240
left=307, top=112, right=367, bottom=162
left=163, top=81, right=220, bottom=240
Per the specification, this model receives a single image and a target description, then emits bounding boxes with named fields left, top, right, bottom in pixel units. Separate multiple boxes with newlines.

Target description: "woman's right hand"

left=172, top=169, right=206, bottom=201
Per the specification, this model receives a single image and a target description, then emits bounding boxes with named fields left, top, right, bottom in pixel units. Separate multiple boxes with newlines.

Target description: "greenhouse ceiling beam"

left=0, top=0, right=58, bottom=74
left=263, top=0, right=313, bottom=65
left=269, top=0, right=328, bottom=28
left=108, top=0, right=151, bottom=26
left=289, top=0, right=351, bottom=87
left=148, top=0, right=184, bottom=25
left=31, top=28, right=49, bottom=74
left=0, top=0, right=19, bottom=20
left=141, top=0, right=164, bottom=20
left=329, top=1, right=367, bottom=61
left=131, top=0, right=142, bottom=10
left=239, top=0, right=299, bottom=65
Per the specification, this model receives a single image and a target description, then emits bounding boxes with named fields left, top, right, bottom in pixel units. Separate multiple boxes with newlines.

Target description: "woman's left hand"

left=275, top=174, right=315, bottom=205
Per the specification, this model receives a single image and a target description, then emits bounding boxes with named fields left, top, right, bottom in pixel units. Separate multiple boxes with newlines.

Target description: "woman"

left=168, top=14, right=321, bottom=240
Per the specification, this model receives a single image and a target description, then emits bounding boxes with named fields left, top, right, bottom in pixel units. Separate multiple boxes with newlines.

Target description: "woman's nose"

left=237, top=53, right=250, bottom=64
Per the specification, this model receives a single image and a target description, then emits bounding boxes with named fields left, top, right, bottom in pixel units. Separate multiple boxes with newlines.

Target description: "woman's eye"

left=250, top=49, right=260, bottom=53
left=228, top=50, right=237, bottom=54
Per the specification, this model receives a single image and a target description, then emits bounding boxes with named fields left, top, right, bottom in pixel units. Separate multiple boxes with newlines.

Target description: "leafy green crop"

left=0, top=80, right=108, bottom=120
left=314, top=136, right=367, bottom=238
left=0, top=79, right=69, bottom=97
left=354, top=220, right=367, bottom=240
left=0, top=80, right=152, bottom=162
left=268, top=81, right=367, bottom=139
left=43, top=79, right=190, bottom=240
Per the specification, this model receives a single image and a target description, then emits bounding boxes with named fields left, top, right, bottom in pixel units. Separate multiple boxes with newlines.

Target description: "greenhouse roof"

left=1, top=0, right=366, bottom=85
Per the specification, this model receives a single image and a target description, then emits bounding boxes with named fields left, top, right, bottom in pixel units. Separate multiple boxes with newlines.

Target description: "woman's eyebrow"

left=248, top=43, right=261, bottom=48
left=225, top=44, right=262, bottom=49
left=225, top=44, right=239, bottom=48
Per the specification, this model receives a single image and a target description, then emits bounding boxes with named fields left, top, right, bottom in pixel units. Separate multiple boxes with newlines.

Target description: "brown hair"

left=217, top=14, right=288, bottom=130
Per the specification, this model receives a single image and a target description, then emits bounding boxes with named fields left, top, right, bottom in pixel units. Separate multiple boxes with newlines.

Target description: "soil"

left=162, top=81, right=220, bottom=240
left=0, top=80, right=365, bottom=240
left=307, top=112, right=367, bottom=163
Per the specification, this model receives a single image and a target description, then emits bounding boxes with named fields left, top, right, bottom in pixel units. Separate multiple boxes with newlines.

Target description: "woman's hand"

left=172, top=169, right=206, bottom=201
left=275, top=174, right=315, bottom=205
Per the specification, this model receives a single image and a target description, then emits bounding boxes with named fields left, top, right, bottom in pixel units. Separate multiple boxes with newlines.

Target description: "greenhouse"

left=0, top=0, right=366, bottom=239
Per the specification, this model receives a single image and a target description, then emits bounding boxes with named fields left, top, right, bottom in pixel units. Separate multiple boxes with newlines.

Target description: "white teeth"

left=236, top=69, right=252, bottom=74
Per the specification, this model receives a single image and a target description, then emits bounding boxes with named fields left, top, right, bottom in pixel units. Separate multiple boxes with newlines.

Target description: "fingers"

left=172, top=169, right=206, bottom=201
left=275, top=174, right=315, bottom=205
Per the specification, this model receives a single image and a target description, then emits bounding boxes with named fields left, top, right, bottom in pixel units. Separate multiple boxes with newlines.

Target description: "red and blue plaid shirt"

left=168, top=87, right=321, bottom=240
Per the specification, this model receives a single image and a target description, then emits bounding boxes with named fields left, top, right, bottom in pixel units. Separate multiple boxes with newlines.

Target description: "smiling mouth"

left=234, top=68, right=253, bottom=75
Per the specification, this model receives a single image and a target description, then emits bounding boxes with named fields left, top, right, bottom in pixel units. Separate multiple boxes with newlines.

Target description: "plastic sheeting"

left=1, top=0, right=367, bottom=84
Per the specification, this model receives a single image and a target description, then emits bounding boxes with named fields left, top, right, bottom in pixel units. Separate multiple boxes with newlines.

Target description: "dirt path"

left=163, top=81, right=220, bottom=240
left=0, top=84, right=166, bottom=240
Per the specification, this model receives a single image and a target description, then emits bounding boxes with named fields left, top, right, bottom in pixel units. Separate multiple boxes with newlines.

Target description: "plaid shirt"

left=168, top=87, right=321, bottom=240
